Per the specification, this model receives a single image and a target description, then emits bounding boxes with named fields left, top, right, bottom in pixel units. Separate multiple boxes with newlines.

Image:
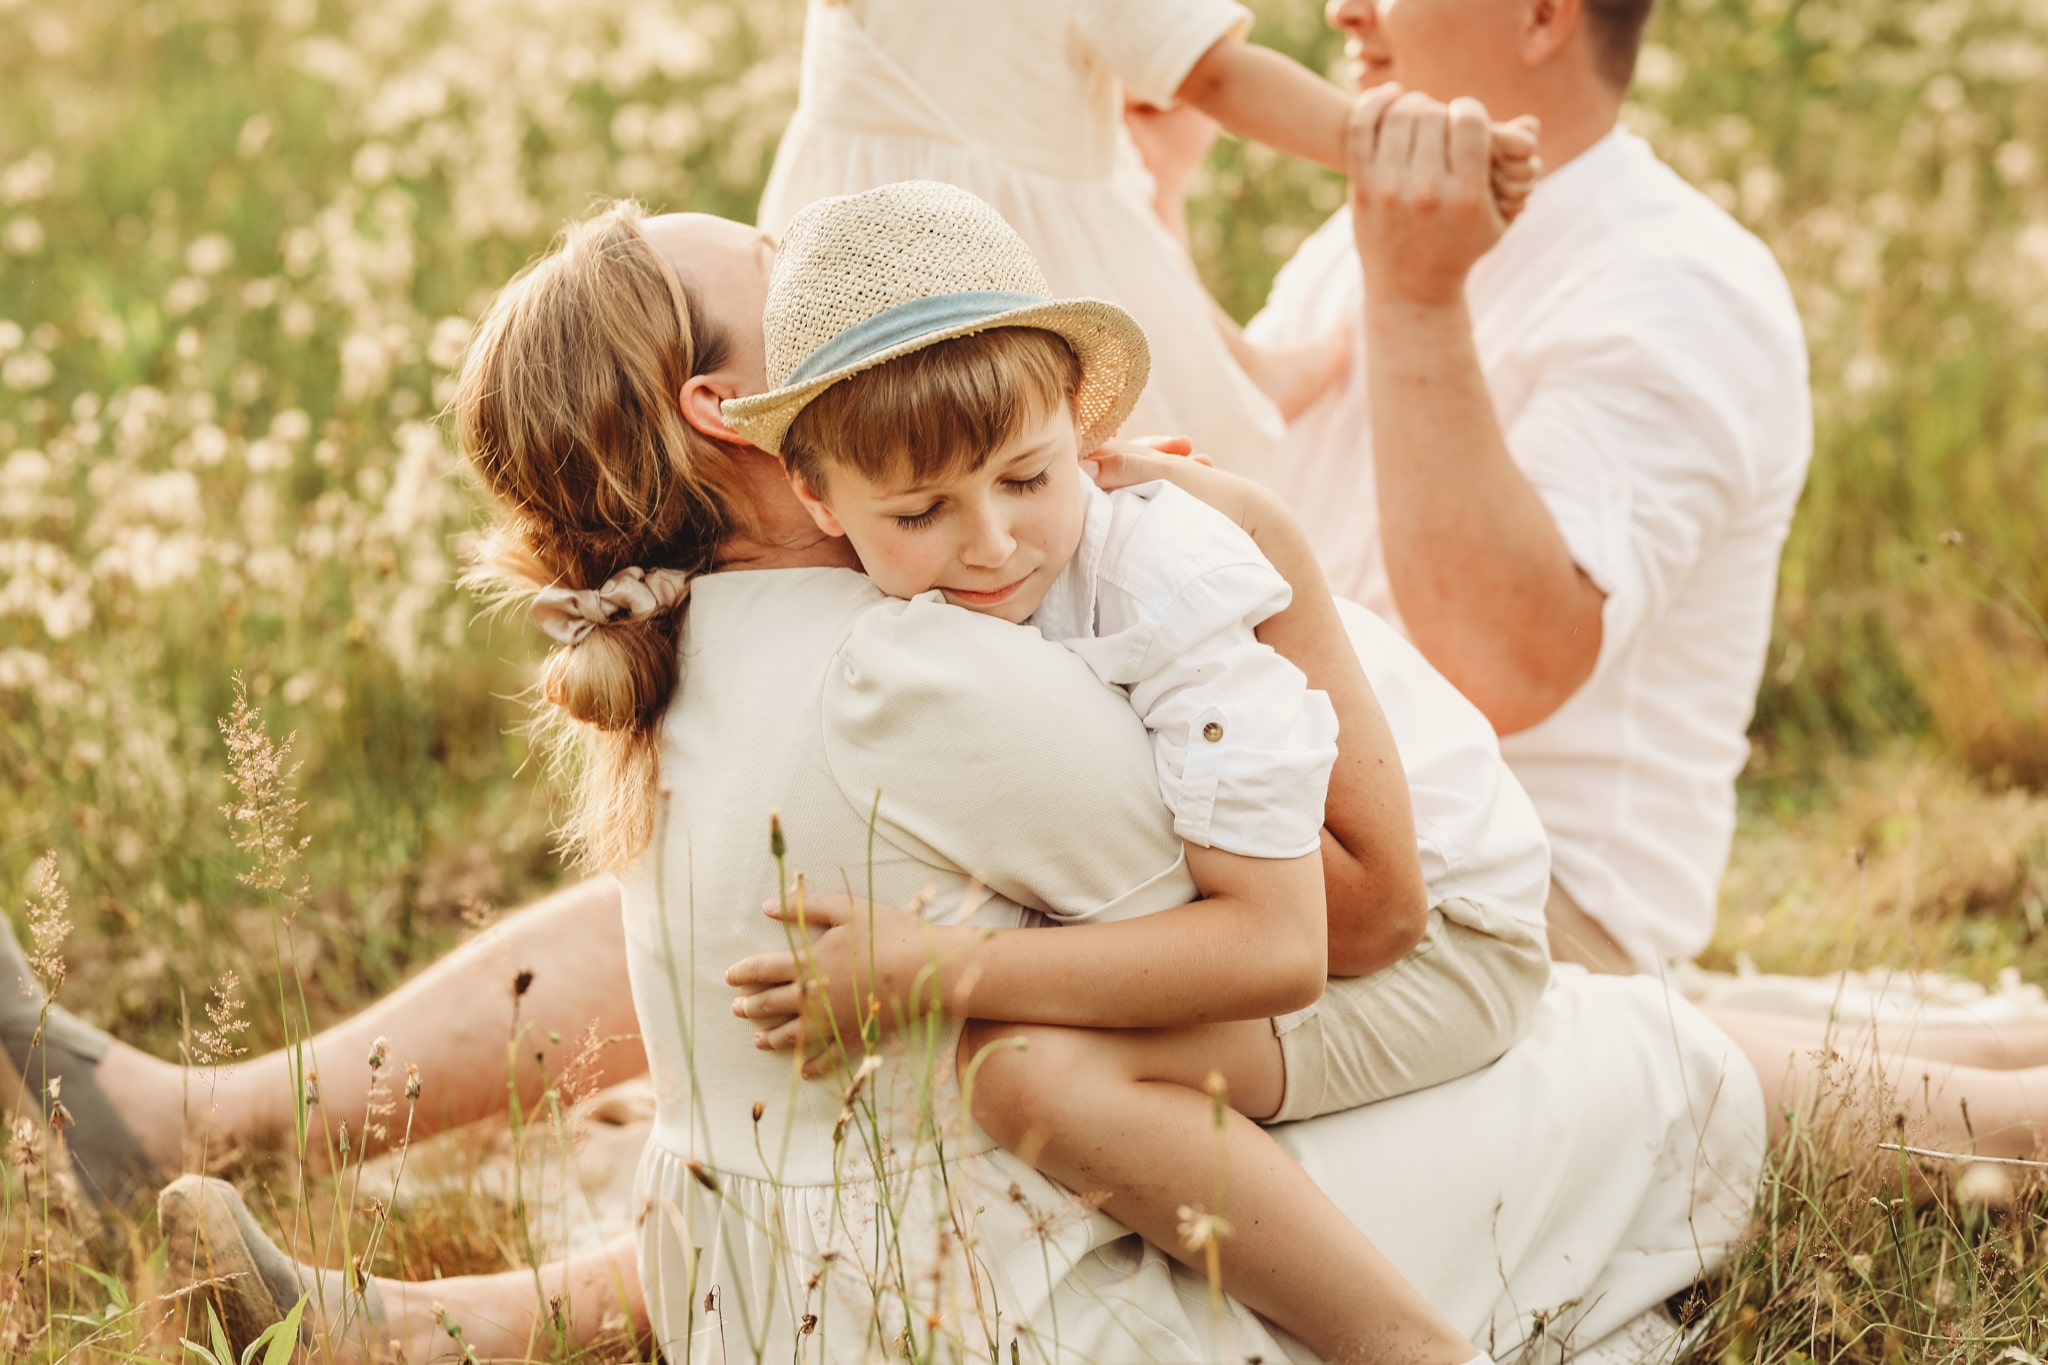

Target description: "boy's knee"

left=959, top=1020, right=1064, bottom=1144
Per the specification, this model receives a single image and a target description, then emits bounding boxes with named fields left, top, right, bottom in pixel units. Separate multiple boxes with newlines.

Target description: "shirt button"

left=1202, top=721, right=1224, bottom=743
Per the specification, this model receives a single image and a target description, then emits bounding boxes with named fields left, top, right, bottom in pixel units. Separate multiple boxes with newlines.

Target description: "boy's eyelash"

left=1005, top=470, right=1051, bottom=493
left=894, top=506, right=940, bottom=530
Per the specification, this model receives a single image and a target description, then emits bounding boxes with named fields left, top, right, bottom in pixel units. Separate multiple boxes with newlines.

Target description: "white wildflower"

left=185, top=233, right=234, bottom=276
left=2, top=352, right=52, bottom=391
left=2, top=217, right=44, bottom=256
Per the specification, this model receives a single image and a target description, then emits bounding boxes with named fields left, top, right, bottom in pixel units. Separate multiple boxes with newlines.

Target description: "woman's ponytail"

left=454, top=203, right=749, bottom=869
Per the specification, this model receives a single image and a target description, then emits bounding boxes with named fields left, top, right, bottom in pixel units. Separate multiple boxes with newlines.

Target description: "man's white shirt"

left=1246, top=126, right=1812, bottom=968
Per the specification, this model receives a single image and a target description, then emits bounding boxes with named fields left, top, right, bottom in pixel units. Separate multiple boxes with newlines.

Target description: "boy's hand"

left=725, top=893, right=952, bottom=1078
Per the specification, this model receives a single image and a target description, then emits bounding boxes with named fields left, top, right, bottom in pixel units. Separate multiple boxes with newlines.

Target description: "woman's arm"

left=1089, top=443, right=1429, bottom=976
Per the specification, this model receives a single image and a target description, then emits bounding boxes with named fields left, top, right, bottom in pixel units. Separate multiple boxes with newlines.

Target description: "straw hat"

left=722, top=181, right=1150, bottom=455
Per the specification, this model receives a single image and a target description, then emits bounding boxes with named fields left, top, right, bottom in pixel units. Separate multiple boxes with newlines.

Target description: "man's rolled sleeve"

left=1505, top=275, right=1775, bottom=675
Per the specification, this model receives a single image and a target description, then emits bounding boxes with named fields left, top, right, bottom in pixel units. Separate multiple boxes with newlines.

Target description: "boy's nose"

left=959, top=512, right=1017, bottom=569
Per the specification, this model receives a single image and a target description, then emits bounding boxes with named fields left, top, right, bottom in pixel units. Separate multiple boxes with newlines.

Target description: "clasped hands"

left=1346, top=84, right=1538, bottom=306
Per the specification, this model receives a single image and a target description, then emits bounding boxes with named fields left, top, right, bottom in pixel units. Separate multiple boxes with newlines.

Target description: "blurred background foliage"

left=0, top=0, right=2044, bottom=1051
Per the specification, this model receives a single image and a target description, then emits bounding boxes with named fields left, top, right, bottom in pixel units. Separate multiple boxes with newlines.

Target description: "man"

left=1139, top=0, right=1812, bottom=972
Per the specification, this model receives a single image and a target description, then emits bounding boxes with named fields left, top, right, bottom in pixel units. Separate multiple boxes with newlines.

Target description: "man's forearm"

left=1364, top=294, right=1603, bottom=734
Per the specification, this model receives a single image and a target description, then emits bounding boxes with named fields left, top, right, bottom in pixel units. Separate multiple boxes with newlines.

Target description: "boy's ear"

left=786, top=467, right=847, bottom=538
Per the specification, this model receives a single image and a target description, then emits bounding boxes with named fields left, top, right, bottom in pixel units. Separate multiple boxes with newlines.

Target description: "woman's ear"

left=786, top=467, right=848, bottom=538
left=680, top=373, right=750, bottom=446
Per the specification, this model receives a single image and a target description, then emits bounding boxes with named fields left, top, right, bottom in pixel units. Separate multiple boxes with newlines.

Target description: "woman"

left=149, top=197, right=1762, bottom=1365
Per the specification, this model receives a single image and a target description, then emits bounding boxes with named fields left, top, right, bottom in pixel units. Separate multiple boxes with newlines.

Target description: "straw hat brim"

left=724, top=297, right=1150, bottom=457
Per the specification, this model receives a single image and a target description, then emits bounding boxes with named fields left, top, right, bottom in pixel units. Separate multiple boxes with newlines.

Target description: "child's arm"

left=1175, top=31, right=1351, bottom=172
left=1089, top=441, right=1430, bottom=977
left=1175, top=36, right=1541, bottom=205
left=728, top=851, right=1328, bottom=1071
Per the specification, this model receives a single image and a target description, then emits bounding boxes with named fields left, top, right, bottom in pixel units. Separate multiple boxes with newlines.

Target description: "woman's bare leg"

left=93, top=878, right=647, bottom=1170
left=340, top=1235, right=645, bottom=1364
left=962, top=1017, right=1476, bottom=1365
left=1709, top=1005, right=2048, bottom=1156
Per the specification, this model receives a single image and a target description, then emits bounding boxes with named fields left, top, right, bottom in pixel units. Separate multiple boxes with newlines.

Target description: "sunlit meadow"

left=1, top=0, right=2045, bottom=1358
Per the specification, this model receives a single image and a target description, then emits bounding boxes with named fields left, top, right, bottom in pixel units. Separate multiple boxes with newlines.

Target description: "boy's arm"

left=1089, top=444, right=1429, bottom=976
left=728, top=851, right=1327, bottom=1072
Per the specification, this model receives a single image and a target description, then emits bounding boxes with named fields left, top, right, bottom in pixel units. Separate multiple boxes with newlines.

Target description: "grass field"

left=2, top=0, right=2046, bottom=1358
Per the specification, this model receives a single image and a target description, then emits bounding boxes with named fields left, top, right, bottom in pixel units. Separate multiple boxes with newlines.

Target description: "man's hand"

left=725, top=893, right=961, bottom=1079
left=1347, top=87, right=1510, bottom=307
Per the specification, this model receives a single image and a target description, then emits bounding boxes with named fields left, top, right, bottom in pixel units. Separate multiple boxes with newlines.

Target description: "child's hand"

left=1123, top=95, right=1221, bottom=196
left=1245, top=324, right=1353, bottom=421
left=725, top=892, right=946, bottom=1078
left=1489, top=114, right=1542, bottom=223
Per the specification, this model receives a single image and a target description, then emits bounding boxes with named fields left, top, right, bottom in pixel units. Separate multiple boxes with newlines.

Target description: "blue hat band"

left=783, top=290, right=1052, bottom=388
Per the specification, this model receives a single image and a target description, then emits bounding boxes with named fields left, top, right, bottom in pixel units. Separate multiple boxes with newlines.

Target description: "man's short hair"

left=1584, top=0, right=1658, bottom=89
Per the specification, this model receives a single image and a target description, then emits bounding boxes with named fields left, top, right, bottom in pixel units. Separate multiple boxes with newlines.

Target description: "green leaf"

left=182, top=1336, right=229, bottom=1365
left=208, top=1302, right=235, bottom=1365
left=77, top=1263, right=132, bottom=1312
left=241, top=1291, right=308, bottom=1365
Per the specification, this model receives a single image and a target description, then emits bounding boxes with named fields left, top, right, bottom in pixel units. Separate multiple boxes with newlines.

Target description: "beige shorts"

left=1266, top=897, right=1551, bottom=1124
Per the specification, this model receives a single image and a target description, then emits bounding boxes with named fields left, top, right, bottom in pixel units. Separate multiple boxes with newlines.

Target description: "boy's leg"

left=962, top=1016, right=1477, bottom=1365
left=93, top=877, right=648, bottom=1171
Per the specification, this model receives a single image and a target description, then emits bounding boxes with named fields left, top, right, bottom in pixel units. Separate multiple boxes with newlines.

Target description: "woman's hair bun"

left=541, top=619, right=682, bottom=733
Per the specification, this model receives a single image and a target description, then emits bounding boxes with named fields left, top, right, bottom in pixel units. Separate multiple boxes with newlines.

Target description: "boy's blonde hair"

left=454, top=201, right=751, bottom=870
left=783, top=327, right=1084, bottom=493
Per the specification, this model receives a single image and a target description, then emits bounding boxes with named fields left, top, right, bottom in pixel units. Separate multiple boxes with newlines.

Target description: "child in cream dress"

left=759, top=0, right=1319, bottom=481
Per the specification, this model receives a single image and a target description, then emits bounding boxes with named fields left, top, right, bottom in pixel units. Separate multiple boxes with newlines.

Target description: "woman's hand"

left=724, top=893, right=961, bottom=1078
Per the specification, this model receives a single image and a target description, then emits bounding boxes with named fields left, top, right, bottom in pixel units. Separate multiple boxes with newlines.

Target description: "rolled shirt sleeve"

left=1052, top=483, right=1339, bottom=861
left=1507, top=266, right=1788, bottom=676
left=1073, top=0, right=1250, bottom=108
left=1126, top=564, right=1338, bottom=857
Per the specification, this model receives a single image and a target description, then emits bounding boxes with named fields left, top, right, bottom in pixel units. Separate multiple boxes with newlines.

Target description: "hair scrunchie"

left=530, top=566, right=692, bottom=646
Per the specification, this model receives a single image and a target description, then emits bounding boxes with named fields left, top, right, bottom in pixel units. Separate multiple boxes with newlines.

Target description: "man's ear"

left=1520, top=0, right=1582, bottom=67
left=785, top=466, right=847, bottom=538
left=680, top=373, right=750, bottom=446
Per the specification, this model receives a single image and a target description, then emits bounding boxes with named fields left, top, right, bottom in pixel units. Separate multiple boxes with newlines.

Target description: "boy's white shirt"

left=1027, top=478, right=1552, bottom=928
left=1029, top=478, right=1338, bottom=860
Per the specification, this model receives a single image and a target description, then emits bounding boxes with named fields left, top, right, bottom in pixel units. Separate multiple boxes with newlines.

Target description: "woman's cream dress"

left=756, top=0, right=1285, bottom=480
left=622, top=567, right=1764, bottom=1364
